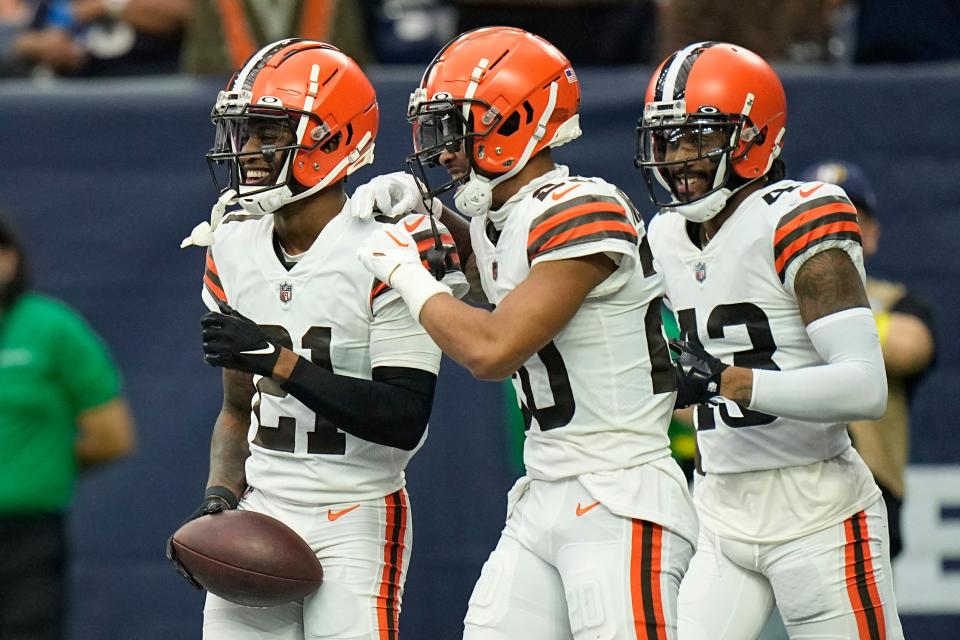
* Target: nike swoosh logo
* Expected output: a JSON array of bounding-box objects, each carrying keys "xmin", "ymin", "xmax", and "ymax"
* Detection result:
[
  {"xmin": 240, "ymin": 343, "xmax": 276, "ymax": 356},
  {"xmin": 575, "ymin": 500, "xmax": 601, "ymax": 517},
  {"xmin": 385, "ymin": 230, "xmax": 409, "ymax": 247},
  {"xmin": 403, "ymin": 215, "xmax": 426, "ymax": 233},
  {"xmin": 551, "ymin": 184, "xmax": 582, "ymax": 200},
  {"xmin": 798, "ymin": 183, "xmax": 824, "ymax": 198},
  {"xmin": 327, "ymin": 504, "xmax": 360, "ymax": 521}
]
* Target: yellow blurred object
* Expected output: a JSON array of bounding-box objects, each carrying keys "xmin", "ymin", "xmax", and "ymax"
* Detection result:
[{"xmin": 874, "ymin": 309, "xmax": 890, "ymax": 346}]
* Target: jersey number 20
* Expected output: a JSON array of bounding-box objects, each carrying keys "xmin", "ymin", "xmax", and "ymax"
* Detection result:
[{"xmin": 515, "ymin": 237, "xmax": 675, "ymax": 431}]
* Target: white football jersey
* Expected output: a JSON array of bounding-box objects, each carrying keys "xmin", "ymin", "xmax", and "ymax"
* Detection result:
[
  {"xmin": 649, "ymin": 179, "xmax": 879, "ymax": 541},
  {"xmin": 199, "ymin": 199, "xmax": 467, "ymax": 506},
  {"xmin": 470, "ymin": 165, "xmax": 677, "ymax": 481}
]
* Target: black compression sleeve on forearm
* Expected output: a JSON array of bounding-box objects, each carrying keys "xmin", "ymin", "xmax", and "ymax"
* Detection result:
[{"xmin": 278, "ymin": 357, "xmax": 436, "ymax": 451}]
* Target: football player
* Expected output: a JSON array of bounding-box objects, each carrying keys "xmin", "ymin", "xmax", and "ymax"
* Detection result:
[
  {"xmin": 636, "ymin": 42, "xmax": 904, "ymax": 638},
  {"xmin": 167, "ymin": 39, "xmax": 467, "ymax": 639},
  {"xmin": 358, "ymin": 27, "xmax": 698, "ymax": 639}
]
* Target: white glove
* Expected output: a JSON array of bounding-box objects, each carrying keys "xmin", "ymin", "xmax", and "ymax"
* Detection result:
[
  {"xmin": 350, "ymin": 171, "xmax": 443, "ymax": 221},
  {"xmin": 357, "ymin": 225, "xmax": 451, "ymax": 321}
]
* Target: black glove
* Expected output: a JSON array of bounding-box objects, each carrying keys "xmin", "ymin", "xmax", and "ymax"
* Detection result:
[
  {"xmin": 669, "ymin": 339, "xmax": 729, "ymax": 409},
  {"xmin": 165, "ymin": 486, "xmax": 240, "ymax": 590},
  {"xmin": 201, "ymin": 302, "xmax": 280, "ymax": 377}
]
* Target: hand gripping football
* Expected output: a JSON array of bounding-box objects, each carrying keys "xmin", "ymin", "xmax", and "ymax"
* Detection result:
[{"xmin": 171, "ymin": 510, "xmax": 323, "ymax": 607}]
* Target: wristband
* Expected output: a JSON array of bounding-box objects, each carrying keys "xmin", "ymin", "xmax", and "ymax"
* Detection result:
[
  {"xmin": 389, "ymin": 262, "xmax": 452, "ymax": 321},
  {"xmin": 204, "ymin": 485, "xmax": 239, "ymax": 509}
]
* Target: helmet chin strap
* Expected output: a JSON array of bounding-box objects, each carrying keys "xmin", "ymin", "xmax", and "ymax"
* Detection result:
[
  {"xmin": 454, "ymin": 82, "xmax": 559, "ymax": 218},
  {"xmin": 667, "ymin": 171, "xmax": 768, "ymax": 224},
  {"xmin": 180, "ymin": 188, "xmax": 237, "ymax": 248},
  {"xmin": 665, "ymin": 187, "xmax": 732, "ymax": 224}
]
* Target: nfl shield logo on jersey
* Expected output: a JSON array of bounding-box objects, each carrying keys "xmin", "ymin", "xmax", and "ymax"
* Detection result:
[
  {"xmin": 694, "ymin": 262, "xmax": 707, "ymax": 283},
  {"xmin": 491, "ymin": 260, "xmax": 499, "ymax": 281},
  {"xmin": 279, "ymin": 282, "xmax": 293, "ymax": 304}
]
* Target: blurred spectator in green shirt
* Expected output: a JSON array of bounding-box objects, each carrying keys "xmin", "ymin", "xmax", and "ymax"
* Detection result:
[{"xmin": 0, "ymin": 213, "xmax": 135, "ymax": 640}]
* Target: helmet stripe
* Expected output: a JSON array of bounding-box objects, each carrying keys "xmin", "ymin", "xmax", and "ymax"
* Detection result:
[
  {"xmin": 232, "ymin": 38, "xmax": 301, "ymax": 93},
  {"xmin": 653, "ymin": 51, "xmax": 679, "ymax": 102},
  {"xmin": 658, "ymin": 41, "xmax": 719, "ymax": 101}
]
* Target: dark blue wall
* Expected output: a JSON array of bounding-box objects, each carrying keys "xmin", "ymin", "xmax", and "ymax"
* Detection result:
[{"xmin": 0, "ymin": 64, "xmax": 956, "ymax": 639}]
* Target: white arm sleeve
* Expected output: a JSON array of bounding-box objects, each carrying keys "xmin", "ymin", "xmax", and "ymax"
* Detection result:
[{"xmin": 748, "ymin": 307, "xmax": 887, "ymax": 422}]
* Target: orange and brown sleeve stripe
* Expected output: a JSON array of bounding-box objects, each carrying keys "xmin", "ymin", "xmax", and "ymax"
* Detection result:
[
  {"xmin": 527, "ymin": 195, "xmax": 638, "ymax": 263},
  {"xmin": 377, "ymin": 489, "xmax": 408, "ymax": 640},
  {"xmin": 844, "ymin": 511, "xmax": 886, "ymax": 640},
  {"xmin": 774, "ymin": 196, "xmax": 860, "ymax": 282},
  {"xmin": 203, "ymin": 249, "xmax": 227, "ymax": 304},
  {"xmin": 630, "ymin": 519, "xmax": 667, "ymax": 640},
  {"xmin": 412, "ymin": 229, "xmax": 463, "ymax": 272}
]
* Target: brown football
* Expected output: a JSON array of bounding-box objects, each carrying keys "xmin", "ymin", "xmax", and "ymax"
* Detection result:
[{"xmin": 171, "ymin": 510, "xmax": 323, "ymax": 607}]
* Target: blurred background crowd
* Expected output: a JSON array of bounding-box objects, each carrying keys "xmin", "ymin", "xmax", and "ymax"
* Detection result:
[
  {"xmin": 0, "ymin": 1, "xmax": 957, "ymax": 639},
  {"xmin": 0, "ymin": 0, "xmax": 957, "ymax": 80}
]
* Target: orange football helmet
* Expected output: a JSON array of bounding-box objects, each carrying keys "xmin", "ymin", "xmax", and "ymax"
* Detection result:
[
  {"xmin": 406, "ymin": 27, "xmax": 582, "ymax": 216},
  {"xmin": 635, "ymin": 42, "xmax": 786, "ymax": 221},
  {"xmin": 206, "ymin": 39, "xmax": 378, "ymax": 214}
]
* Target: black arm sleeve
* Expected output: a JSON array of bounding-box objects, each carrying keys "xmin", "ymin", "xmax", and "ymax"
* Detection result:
[{"xmin": 278, "ymin": 357, "xmax": 436, "ymax": 451}]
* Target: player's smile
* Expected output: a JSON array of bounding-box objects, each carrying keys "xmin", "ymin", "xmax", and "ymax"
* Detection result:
[
  {"xmin": 241, "ymin": 163, "xmax": 278, "ymax": 186},
  {"xmin": 243, "ymin": 166, "xmax": 277, "ymax": 185},
  {"xmin": 659, "ymin": 127, "xmax": 727, "ymax": 201},
  {"xmin": 672, "ymin": 169, "xmax": 711, "ymax": 200}
]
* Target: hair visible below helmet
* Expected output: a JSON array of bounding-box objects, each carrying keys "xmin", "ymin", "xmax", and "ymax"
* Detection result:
[
  {"xmin": 801, "ymin": 161, "xmax": 877, "ymax": 215},
  {"xmin": 635, "ymin": 42, "xmax": 787, "ymax": 222},
  {"xmin": 406, "ymin": 26, "xmax": 582, "ymax": 216},
  {"xmin": 206, "ymin": 39, "xmax": 379, "ymax": 215}
]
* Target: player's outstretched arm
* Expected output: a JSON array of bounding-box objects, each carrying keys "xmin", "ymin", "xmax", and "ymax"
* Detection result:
[
  {"xmin": 420, "ymin": 254, "xmax": 615, "ymax": 380},
  {"xmin": 358, "ymin": 222, "xmax": 617, "ymax": 380},
  {"xmin": 721, "ymin": 249, "xmax": 887, "ymax": 422}
]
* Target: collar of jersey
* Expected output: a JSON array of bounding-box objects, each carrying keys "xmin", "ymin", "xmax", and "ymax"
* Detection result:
[
  {"xmin": 687, "ymin": 180, "xmax": 784, "ymax": 253},
  {"xmin": 488, "ymin": 164, "xmax": 571, "ymax": 227},
  {"xmin": 257, "ymin": 198, "xmax": 351, "ymax": 276}
]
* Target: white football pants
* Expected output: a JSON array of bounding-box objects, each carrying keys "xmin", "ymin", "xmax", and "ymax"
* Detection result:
[
  {"xmin": 202, "ymin": 486, "xmax": 412, "ymax": 640},
  {"xmin": 464, "ymin": 475, "xmax": 696, "ymax": 639},
  {"xmin": 678, "ymin": 496, "xmax": 903, "ymax": 640}
]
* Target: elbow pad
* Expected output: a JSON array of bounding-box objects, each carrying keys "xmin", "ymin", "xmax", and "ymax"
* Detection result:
[{"xmin": 750, "ymin": 307, "xmax": 887, "ymax": 422}]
